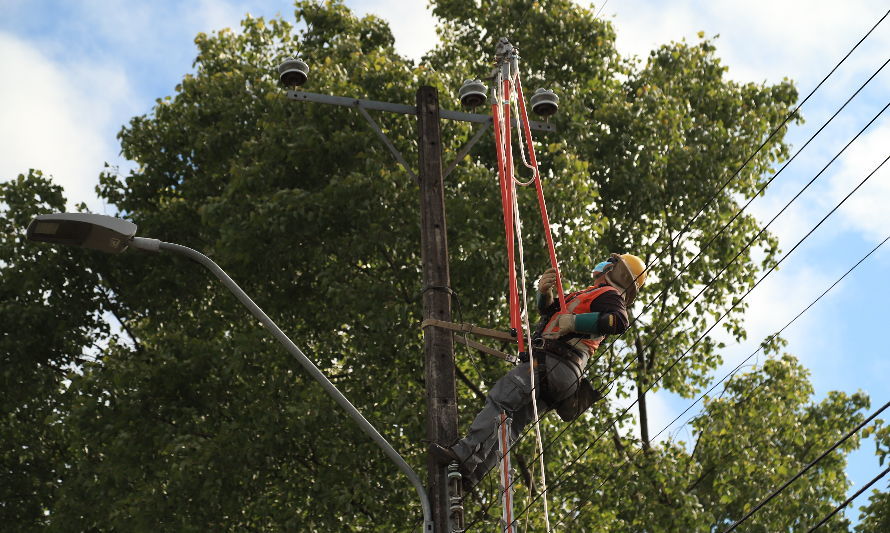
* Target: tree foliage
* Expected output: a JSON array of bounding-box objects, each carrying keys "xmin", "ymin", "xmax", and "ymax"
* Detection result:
[{"xmin": 1, "ymin": 0, "xmax": 885, "ymax": 530}]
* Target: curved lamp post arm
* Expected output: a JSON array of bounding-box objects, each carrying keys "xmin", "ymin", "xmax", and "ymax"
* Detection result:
[{"xmin": 131, "ymin": 237, "xmax": 433, "ymax": 532}]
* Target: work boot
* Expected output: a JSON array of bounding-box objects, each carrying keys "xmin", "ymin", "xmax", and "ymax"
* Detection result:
[{"xmin": 430, "ymin": 443, "xmax": 460, "ymax": 465}]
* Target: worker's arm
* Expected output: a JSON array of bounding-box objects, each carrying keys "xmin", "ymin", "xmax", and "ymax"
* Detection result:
[
  {"xmin": 571, "ymin": 311, "xmax": 626, "ymax": 335},
  {"xmin": 543, "ymin": 290, "xmax": 629, "ymax": 339},
  {"xmin": 582, "ymin": 289, "xmax": 629, "ymax": 335}
]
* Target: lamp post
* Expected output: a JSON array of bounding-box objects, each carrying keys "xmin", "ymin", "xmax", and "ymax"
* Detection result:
[{"xmin": 26, "ymin": 212, "xmax": 434, "ymax": 532}]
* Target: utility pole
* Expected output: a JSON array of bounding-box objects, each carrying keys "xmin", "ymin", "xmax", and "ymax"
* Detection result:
[{"xmin": 416, "ymin": 86, "xmax": 458, "ymax": 533}]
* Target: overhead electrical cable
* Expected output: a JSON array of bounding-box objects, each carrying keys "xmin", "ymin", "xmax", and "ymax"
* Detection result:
[
  {"xmin": 722, "ymin": 400, "xmax": 890, "ymax": 532},
  {"xmin": 806, "ymin": 465, "xmax": 890, "ymax": 532},
  {"xmin": 553, "ymin": 232, "xmax": 890, "ymax": 529},
  {"xmin": 468, "ymin": 44, "xmax": 890, "ymax": 492},
  {"xmin": 490, "ymin": 97, "xmax": 890, "ymax": 509},
  {"xmin": 510, "ymin": 143, "xmax": 890, "ymax": 522}
]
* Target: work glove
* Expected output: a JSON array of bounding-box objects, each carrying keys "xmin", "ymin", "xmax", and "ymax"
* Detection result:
[
  {"xmin": 542, "ymin": 314, "xmax": 575, "ymax": 340},
  {"xmin": 537, "ymin": 267, "xmax": 558, "ymax": 293}
]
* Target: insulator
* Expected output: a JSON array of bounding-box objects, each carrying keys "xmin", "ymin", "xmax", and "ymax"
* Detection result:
[
  {"xmin": 458, "ymin": 79, "xmax": 488, "ymax": 109},
  {"xmin": 530, "ymin": 88, "xmax": 559, "ymax": 117},
  {"xmin": 278, "ymin": 56, "xmax": 309, "ymax": 88}
]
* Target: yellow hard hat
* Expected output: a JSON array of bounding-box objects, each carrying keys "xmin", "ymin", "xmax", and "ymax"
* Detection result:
[{"xmin": 619, "ymin": 253, "xmax": 647, "ymax": 288}]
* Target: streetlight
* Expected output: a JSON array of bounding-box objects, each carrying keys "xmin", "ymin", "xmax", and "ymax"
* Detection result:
[{"xmin": 26, "ymin": 212, "xmax": 433, "ymax": 533}]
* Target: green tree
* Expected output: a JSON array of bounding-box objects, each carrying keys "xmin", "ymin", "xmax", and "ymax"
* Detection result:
[
  {"xmin": 548, "ymin": 355, "xmax": 868, "ymax": 532},
  {"xmin": 0, "ymin": 171, "xmax": 109, "ymax": 528},
  {"xmin": 1, "ymin": 0, "xmax": 881, "ymax": 531},
  {"xmin": 855, "ymin": 422, "xmax": 890, "ymax": 532}
]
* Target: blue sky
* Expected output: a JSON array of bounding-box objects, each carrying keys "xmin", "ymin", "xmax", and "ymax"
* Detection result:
[{"xmin": 2, "ymin": 0, "xmax": 888, "ymax": 524}]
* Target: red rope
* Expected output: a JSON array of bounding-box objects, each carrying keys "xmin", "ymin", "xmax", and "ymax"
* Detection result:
[
  {"xmin": 502, "ymin": 78, "xmax": 526, "ymax": 351},
  {"xmin": 493, "ymin": 70, "xmax": 564, "ymax": 348},
  {"xmin": 514, "ymin": 76, "xmax": 567, "ymax": 312}
]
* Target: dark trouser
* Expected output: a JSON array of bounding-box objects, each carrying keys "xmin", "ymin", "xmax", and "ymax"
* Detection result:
[{"xmin": 451, "ymin": 350, "xmax": 583, "ymax": 486}]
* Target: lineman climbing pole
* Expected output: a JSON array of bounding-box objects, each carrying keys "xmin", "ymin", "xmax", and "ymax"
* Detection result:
[
  {"xmin": 418, "ymin": 77, "xmax": 558, "ymax": 530},
  {"xmin": 491, "ymin": 37, "xmax": 563, "ymax": 531}
]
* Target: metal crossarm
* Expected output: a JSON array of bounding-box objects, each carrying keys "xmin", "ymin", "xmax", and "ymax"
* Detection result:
[{"xmin": 286, "ymin": 90, "xmax": 557, "ymax": 131}]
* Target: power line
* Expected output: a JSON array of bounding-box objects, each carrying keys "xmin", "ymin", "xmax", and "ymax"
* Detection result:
[
  {"xmin": 553, "ymin": 231, "xmax": 890, "ymax": 529},
  {"xmin": 513, "ymin": 143, "xmax": 890, "ymax": 522},
  {"xmin": 512, "ymin": 51, "xmax": 890, "ymax": 466},
  {"xmin": 723, "ymin": 400, "xmax": 890, "ymax": 532},
  {"xmin": 475, "ymin": 44, "xmax": 890, "ymax": 488},
  {"xmin": 807, "ymin": 465, "xmax": 890, "ymax": 532},
  {"xmin": 457, "ymin": 9, "xmax": 890, "ymax": 525}
]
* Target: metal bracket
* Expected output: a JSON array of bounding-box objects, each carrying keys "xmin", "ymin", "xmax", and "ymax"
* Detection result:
[
  {"xmin": 443, "ymin": 123, "xmax": 489, "ymax": 179},
  {"xmin": 285, "ymin": 91, "xmax": 556, "ymax": 132},
  {"xmin": 285, "ymin": 90, "xmax": 556, "ymax": 184},
  {"xmin": 357, "ymin": 106, "xmax": 417, "ymax": 182}
]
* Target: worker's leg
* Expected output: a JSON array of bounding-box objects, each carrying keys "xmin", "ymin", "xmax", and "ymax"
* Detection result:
[
  {"xmin": 543, "ymin": 355, "xmax": 581, "ymax": 404},
  {"xmin": 452, "ymin": 361, "xmax": 540, "ymax": 478},
  {"xmin": 465, "ymin": 390, "xmax": 541, "ymax": 487},
  {"xmin": 464, "ymin": 354, "xmax": 581, "ymax": 485}
]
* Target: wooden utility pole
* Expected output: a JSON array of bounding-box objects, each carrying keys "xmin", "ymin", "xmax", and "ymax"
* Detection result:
[{"xmin": 417, "ymin": 85, "xmax": 459, "ymax": 533}]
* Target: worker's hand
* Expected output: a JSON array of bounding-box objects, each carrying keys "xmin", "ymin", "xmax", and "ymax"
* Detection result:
[
  {"xmin": 542, "ymin": 314, "xmax": 576, "ymax": 340},
  {"xmin": 537, "ymin": 267, "xmax": 558, "ymax": 293}
]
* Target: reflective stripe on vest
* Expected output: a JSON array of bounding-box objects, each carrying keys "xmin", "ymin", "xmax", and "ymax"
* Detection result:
[{"xmin": 542, "ymin": 285, "xmax": 618, "ymax": 353}]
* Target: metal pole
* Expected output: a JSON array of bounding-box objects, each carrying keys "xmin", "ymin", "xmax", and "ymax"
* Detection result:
[
  {"xmin": 416, "ymin": 86, "xmax": 459, "ymax": 532},
  {"xmin": 130, "ymin": 237, "xmax": 434, "ymax": 532}
]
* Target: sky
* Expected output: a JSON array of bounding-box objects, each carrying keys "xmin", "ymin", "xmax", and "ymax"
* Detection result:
[{"xmin": 2, "ymin": 0, "xmax": 889, "ymax": 524}]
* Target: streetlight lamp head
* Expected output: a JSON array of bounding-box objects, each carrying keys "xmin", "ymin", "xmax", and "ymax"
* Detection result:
[
  {"xmin": 27, "ymin": 213, "xmax": 137, "ymax": 254},
  {"xmin": 278, "ymin": 56, "xmax": 309, "ymax": 88},
  {"xmin": 458, "ymin": 79, "xmax": 488, "ymax": 109},
  {"xmin": 530, "ymin": 88, "xmax": 559, "ymax": 117}
]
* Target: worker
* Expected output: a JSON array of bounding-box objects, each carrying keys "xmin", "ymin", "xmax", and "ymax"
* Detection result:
[{"xmin": 431, "ymin": 253, "xmax": 647, "ymax": 488}]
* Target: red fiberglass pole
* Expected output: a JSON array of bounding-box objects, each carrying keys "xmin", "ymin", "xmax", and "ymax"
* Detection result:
[
  {"xmin": 492, "ymin": 93, "xmax": 523, "ymax": 351},
  {"xmin": 501, "ymin": 77, "xmax": 525, "ymax": 352},
  {"xmin": 514, "ymin": 76, "xmax": 567, "ymax": 312}
]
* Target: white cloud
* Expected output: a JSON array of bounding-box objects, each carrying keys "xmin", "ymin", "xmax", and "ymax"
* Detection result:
[
  {"xmin": 607, "ymin": 0, "xmax": 890, "ymax": 87},
  {"xmin": 0, "ymin": 32, "xmax": 137, "ymax": 211},
  {"xmin": 826, "ymin": 120, "xmax": 890, "ymax": 243},
  {"xmin": 347, "ymin": 0, "xmax": 440, "ymax": 61},
  {"xmin": 195, "ymin": 0, "xmax": 249, "ymax": 34}
]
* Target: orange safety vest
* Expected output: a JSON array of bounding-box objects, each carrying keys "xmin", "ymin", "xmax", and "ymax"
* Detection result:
[{"xmin": 540, "ymin": 285, "xmax": 619, "ymax": 353}]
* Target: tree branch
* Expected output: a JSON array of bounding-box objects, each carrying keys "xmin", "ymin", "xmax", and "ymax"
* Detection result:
[
  {"xmin": 455, "ymin": 364, "xmax": 486, "ymax": 402},
  {"xmin": 634, "ymin": 331, "xmax": 651, "ymax": 452}
]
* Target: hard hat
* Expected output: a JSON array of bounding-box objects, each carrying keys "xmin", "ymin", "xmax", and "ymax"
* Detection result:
[{"xmin": 619, "ymin": 253, "xmax": 647, "ymax": 288}]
